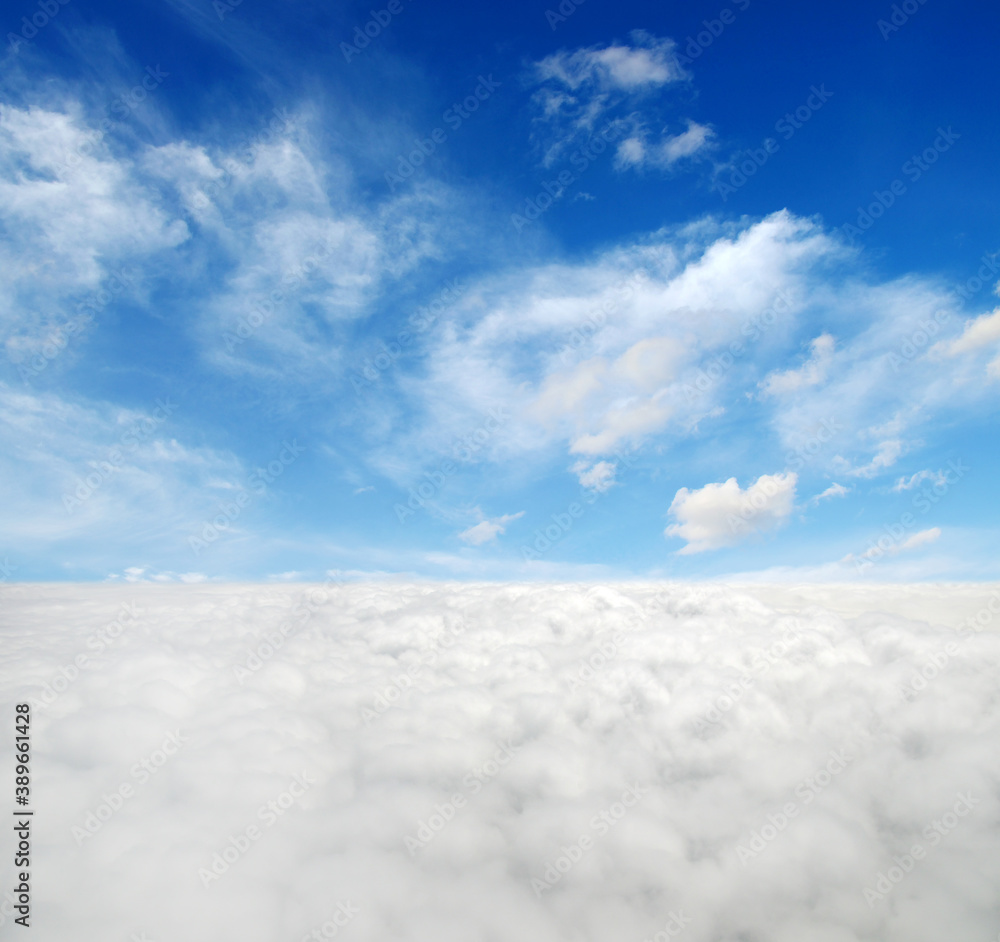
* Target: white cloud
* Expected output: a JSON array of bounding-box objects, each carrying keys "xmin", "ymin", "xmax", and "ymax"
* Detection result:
[
  {"xmin": 665, "ymin": 472, "xmax": 798, "ymax": 554},
  {"xmin": 572, "ymin": 459, "xmax": 617, "ymax": 493},
  {"xmin": 458, "ymin": 511, "xmax": 525, "ymax": 546},
  {"xmin": 896, "ymin": 526, "xmax": 941, "ymax": 553},
  {"xmin": 106, "ymin": 567, "xmax": 209, "ymax": 583},
  {"xmin": 759, "ymin": 333, "xmax": 835, "ymax": 397},
  {"xmin": 934, "ymin": 307, "xmax": 1000, "ymax": 379},
  {"xmin": 615, "ymin": 121, "xmax": 715, "ymax": 171},
  {"xmin": 362, "ymin": 210, "xmax": 992, "ymax": 498},
  {"xmin": 892, "ymin": 469, "xmax": 947, "ymax": 492},
  {"xmin": 937, "ymin": 307, "xmax": 1000, "ymax": 355},
  {"xmin": 0, "ymin": 382, "xmax": 246, "ymax": 564},
  {"xmin": 9, "ymin": 582, "xmax": 1000, "ymax": 941},
  {"xmin": 836, "ymin": 439, "xmax": 906, "ymax": 479},
  {"xmin": 570, "ymin": 395, "xmax": 673, "ymax": 455},
  {"xmin": 0, "ymin": 98, "xmax": 446, "ymax": 386},
  {"xmin": 535, "ymin": 32, "xmax": 684, "ymax": 93},
  {"xmin": 811, "ymin": 482, "xmax": 849, "ymax": 503},
  {"xmin": 530, "ymin": 32, "xmax": 689, "ymax": 167}
]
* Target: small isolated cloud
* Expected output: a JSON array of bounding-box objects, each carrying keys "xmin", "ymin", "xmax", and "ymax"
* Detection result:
[
  {"xmin": 759, "ymin": 333, "xmax": 835, "ymax": 397},
  {"xmin": 811, "ymin": 482, "xmax": 849, "ymax": 504},
  {"xmin": 841, "ymin": 526, "xmax": 942, "ymax": 569},
  {"xmin": 535, "ymin": 31, "xmax": 684, "ymax": 93},
  {"xmin": 572, "ymin": 459, "xmax": 617, "ymax": 493},
  {"xmin": 891, "ymin": 469, "xmax": 947, "ymax": 492},
  {"xmin": 665, "ymin": 472, "xmax": 798, "ymax": 554},
  {"xmin": 615, "ymin": 121, "xmax": 714, "ymax": 171},
  {"xmin": 458, "ymin": 511, "xmax": 525, "ymax": 546},
  {"xmin": 530, "ymin": 31, "xmax": 689, "ymax": 167},
  {"xmin": 897, "ymin": 526, "xmax": 941, "ymax": 553},
  {"xmin": 934, "ymin": 307, "xmax": 1000, "ymax": 378},
  {"xmin": 354, "ymin": 485, "xmax": 375, "ymax": 494},
  {"xmin": 833, "ymin": 439, "xmax": 906, "ymax": 479}
]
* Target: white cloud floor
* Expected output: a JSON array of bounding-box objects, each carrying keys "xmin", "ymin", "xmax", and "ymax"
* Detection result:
[{"xmin": 2, "ymin": 581, "xmax": 999, "ymax": 941}]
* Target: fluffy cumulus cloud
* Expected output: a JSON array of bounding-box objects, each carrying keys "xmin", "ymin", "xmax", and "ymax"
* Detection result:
[
  {"xmin": 572, "ymin": 459, "xmax": 618, "ymax": 493},
  {"xmin": 3, "ymin": 582, "xmax": 1000, "ymax": 941},
  {"xmin": 666, "ymin": 472, "xmax": 798, "ymax": 554},
  {"xmin": 378, "ymin": 209, "xmax": 995, "ymax": 495}
]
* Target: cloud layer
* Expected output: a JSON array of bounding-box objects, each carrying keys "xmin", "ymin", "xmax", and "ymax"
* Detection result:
[{"xmin": 3, "ymin": 581, "xmax": 999, "ymax": 941}]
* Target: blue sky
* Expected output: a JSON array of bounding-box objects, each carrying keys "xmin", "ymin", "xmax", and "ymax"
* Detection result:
[{"xmin": 1, "ymin": 0, "xmax": 998, "ymax": 582}]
